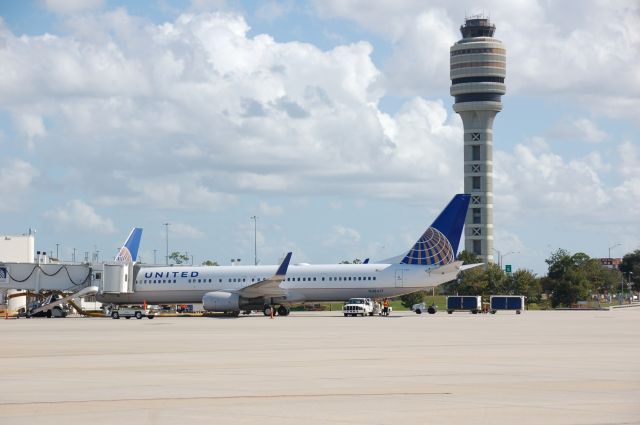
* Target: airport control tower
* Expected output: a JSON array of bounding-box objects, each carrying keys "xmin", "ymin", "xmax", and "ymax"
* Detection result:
[{"xmin": 450, "ymin": 16, "xmax": 506, "ymax": 265}]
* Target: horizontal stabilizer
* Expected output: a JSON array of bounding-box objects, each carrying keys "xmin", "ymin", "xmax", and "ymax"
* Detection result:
[{"xmin": 460, "ymin": 263, "xmax": 483, "ymax": 271}]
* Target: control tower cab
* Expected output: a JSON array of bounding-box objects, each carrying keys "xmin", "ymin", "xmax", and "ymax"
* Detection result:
[{"xmin": 450, "ymin": 16, "xmax": 506, "ymax": 265}]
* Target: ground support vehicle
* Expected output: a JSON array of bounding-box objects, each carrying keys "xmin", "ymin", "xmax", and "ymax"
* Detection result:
[
  {"xmin": 343, "ymin": 298, "xmax": 375, "ymax": 316},
  {"xmin": 411, "ymin": 302, "xmax": 437, "ymax": 314},
  {"xmin": 446, "ymin": 296, "xmax": 482, "ymax": 314},
  {"xmin": 110, "ymin": 306, "xmax": 155, "ymax": 320},
  {"xmin": 490, "ymin": 295, "xmax": 525, "ymax": 314}
]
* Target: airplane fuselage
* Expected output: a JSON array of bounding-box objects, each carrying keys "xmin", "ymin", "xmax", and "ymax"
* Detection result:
[{"xmin": 97, "ymin": 262, "xmax": 459, "ymax": 305}]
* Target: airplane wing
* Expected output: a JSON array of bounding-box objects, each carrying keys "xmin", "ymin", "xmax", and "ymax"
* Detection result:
[
  {"xmin": 238, "ymin": 252, "xmax": 292, "ymax": 298},
  {"xmin": 460, "ymin": 262, "xmax": 483, "ymax": 271}
]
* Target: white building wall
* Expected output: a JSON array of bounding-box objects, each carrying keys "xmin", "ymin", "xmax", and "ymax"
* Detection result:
[{"xmin": 1, "ymin": 234, "xmax": 35, "ymax": 312}]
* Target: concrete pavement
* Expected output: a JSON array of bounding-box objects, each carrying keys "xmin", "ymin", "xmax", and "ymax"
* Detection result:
[{"xmin": 1, "ymin": 309, "xmax": 638, "ymax": 424}]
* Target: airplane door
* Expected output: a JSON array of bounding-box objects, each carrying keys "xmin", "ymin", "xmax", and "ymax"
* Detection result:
[{"xmin": 395, "ymin": 269, "xmax": 404, "ymax": 288}]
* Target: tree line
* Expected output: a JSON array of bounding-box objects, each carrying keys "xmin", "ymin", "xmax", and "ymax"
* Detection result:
[{"xmin": 401, "ymin": 249, "xmax": 640, "ymax": 308}]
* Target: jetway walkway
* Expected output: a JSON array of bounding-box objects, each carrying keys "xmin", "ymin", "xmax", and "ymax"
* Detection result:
[
  {"xmin": 0, "ymin": 263, "xmax": 92, "ymax": 292},
  {"xmin": 1, "ymin": 260, "xmax": 135, "ymax": 317}
]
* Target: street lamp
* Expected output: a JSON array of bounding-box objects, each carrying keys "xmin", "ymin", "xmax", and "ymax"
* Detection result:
[
  {"xmin": 163, "ymin": 223, "xmax": 171, "ymax": 265},
  {"xmin": 608, "ymin": 243, "xmax": 621, "ymax": 265},
  {"xmin": 608, "ymin": 243, "xmax": 622, "ymax": 304},
  {"xmin": 502, "ymin": 251, "xmax": 519, "ymax": 269},
  {"xmin": 492, "ymin": 248, "xmax": 501, "ymax": 268},
  {"xmin": 250, "ymin": 216, "xmax": 258, "ymax": 266}
]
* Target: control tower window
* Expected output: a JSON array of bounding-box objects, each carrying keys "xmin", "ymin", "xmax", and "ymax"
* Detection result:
[
  {"xmin": 472, "ymin": 145, "xmax": 481, "ymax": 161},
  {"xmin": 472, "ymin": 176, "xmax": 481, "ymax": 190},
  {"xmin": 473, "ymin": 240, "xmax": 482, "ymax": 255},
  {"xmin": 472, "ymin": 208, "xmax": 481, "ymax": 224}
]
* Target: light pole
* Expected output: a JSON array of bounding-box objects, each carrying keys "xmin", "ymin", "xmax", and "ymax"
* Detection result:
[
  {"xmin": 250, "ymin": 216, "xmax": 258, "ymax": 266},
  {"xmin": 72, "ymin": 248, "xmax": 76, "ymax": 262},
  {"xmin": 492, "ymin": 248, "xmax": 501, "ymax": 268},
  {"xmin": 163, "ymin": 223, "xmax": 170, "ymax": 265},
  {"xmin": 608, "ymin": 243, "xmax": 621, "ymax": 303},
  {"xmin": 56, "ymin": 243, "xmax": 59, "ymax": 260},
  {"xmin": 502, "ymin": 251, "xmax": 519, "ymax": 269}
]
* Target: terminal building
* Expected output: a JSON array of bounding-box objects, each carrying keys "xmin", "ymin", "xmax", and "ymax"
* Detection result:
[{"xmin": 450, "ymin": 16, "xmax": 506, "ymax": 265}]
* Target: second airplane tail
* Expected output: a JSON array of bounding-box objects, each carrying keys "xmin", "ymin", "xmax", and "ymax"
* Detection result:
[
  {"xmin": 114, "ymin": 227, "xmax": 143, "ymax": 264},
  {"xmin": 400, "ymin": 194, "xmax": 470, "ymax": 266}
]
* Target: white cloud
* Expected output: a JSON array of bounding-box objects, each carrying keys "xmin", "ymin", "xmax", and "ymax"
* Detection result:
[
  {"xmin": 42, "ymin": 0, "xmax": 105, "ymax": 15},
  {"xmin": 169, "ymin": 222, "xmax": 205, "ymax": 239},
  {"xmin": 323, "ymin": 225, "xmax": 361, "ymax": 247},
  {"xmin": 0, "ymin": 159, "xmax": 39, "ymax": 212},
  {"xmin": 258, "ymin": 201, "xmax": 283, "ymax": 216},
  {"xmin": 255, "ymin": 1, "xmax": 293, "ymax": 22},
  {"xmin": 12, "ymin": 113, "xmax": 47, "ymax": 149},
  {"xmin": 549, "ymin": 117, "xmax": 609, "ymax": 144},
  {"xmin": 494, "ymin": 138, "xmax": 639, "ymax": 226},
  {"xmin": 314, "ymin": 1, "xmax": 640, "ymax": 117},
  {"xmin": 44, "ymin": 200, "xmax": 117, "ymax": 234},
  {"xmin": 0, "ymin": 10, "xmax": 466, "ymax": 210}
]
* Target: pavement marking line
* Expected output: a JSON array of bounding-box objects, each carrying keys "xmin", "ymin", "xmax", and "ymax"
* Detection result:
[{"xmin": 0, "ymin": 391, "xmax": 452, "ymax": 407}]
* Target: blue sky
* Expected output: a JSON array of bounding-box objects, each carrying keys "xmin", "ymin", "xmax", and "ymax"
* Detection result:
[{"xmin": 0, "ymin": 0, "xmax": 638, "ymax": 273}]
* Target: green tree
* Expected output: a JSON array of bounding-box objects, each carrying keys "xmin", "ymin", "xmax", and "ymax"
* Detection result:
[
  {"xmin": 620, "ymin": 250, "xmax": 640, "ymax": 291},
  {"xmin": 340, "ymin": 259, "xmax": 363, "ymax": 264},
  {"xmin": 169, "ymin": 251, "xmax": 189, "ymax": 265},
  {"xmin": 544, "ymin": 249, "xmax": 597, "ymax": 307},
  {"xmin": 457, "ymin": 250, "xmax": 481, "ymax": 264},
  {"xmin": 201, "ymin": 260, "xmax": 219, "ymax": 266},
  {"xmin": 400, "ymin": 290, "xmax": 427, "ymax": 308},
  {"xmin": 510, "ymin": 269, "xmax": 541, "ymax": 303}
]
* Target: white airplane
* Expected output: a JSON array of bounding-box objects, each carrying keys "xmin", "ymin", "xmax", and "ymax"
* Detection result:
[{"xmin": 98, "ymin": 194, "xmax": 476, "ymax": 316}]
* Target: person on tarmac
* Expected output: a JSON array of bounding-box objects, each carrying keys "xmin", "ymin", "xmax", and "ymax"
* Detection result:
[{"xmin": 383, "ymin": 298, "xmax": 390, "ymax": 316}]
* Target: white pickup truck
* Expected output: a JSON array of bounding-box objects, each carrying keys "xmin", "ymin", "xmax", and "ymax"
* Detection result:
[{"xmin": 343, "ymin": 298, "xmax": 376, "ymax": 316}]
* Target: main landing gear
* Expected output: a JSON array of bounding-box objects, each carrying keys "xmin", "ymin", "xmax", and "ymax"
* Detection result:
[{"xmin": 262, "ymin": 305, "xmax": 290, "ymax": 316}]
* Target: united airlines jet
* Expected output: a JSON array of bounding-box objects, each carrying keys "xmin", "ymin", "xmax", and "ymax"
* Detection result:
[{"xmin": 98, "ymin": 194, "xmax": 475, "ymax": 316}]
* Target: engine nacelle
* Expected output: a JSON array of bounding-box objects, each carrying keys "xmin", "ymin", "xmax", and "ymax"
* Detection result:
[{"xmin": 202, "ymin": 291, "xmax": 240, "ymax": 312}]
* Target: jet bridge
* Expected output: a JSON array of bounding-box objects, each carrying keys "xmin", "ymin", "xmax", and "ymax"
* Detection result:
[{"xmin": 0, "ymin": 261, "xmax": 135, "ymax": 316}]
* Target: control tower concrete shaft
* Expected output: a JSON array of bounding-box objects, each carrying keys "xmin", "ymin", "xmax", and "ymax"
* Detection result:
[{"xmin": 450, "ymin": 16, "xmax": 506, "ymax": 265}]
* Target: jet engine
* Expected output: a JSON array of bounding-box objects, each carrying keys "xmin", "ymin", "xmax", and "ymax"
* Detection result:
[{"xmin": 202, "ymin": 291, "xmax": 240, "ymax": 312}]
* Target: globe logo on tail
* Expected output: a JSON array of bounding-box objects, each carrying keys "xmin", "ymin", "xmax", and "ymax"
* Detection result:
[
  {"xmin": 401, "ymin": 227, "xmax": 454, "ymax": 266},
  {"xmin": 115, "ymin": 247, "xmax": 133, "ymax": 264}
]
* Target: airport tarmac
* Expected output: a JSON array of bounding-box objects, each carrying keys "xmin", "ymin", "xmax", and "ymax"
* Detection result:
[{"xmin": 1, "ymin": 309, "xmax": 638, "ymax": 425}]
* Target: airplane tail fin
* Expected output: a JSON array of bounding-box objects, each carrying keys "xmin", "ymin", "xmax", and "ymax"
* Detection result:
[
  {"xmin": 114, "ymin": 227, "xmax": 143, "ymax": 264},
  {"xmin": 400, "ymin": 194, "xmax": 470, "ymax": 266}
]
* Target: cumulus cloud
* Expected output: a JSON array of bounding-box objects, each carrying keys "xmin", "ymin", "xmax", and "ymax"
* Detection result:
[
  {"xmin": 323, "ymin": 225, "xmax": 361, "ymax": 247},
  {"xmin": 44, "ymin": 200, "xmax": 117, "ymax": 234},
  {"xmin": 42, "ymin": 0, "xmax": 105, "ymax": 15},
  {"xmin": 494, "ymin": 138, "xmax": 639, "ymax": 226},
  {"xmin": 258, "ymin": 201, "xmax": 283, "ymax": 216},
  {"xmin": 0, "ymin": 10, "xmax": 465, "ymax": 210},
  {"xmin": 548, "ymin": 117, "xmax": 609, "ymax": 144},
  {"xmin": 0, "ymin": 159, "xmax": 39, "ymax": 212},
  {"xmin": 169, "ymin": 222, "xmax": 205, "ymax": 239},
  {"xmin": 314, "ymin": 0, "xmax": 640, "ymax": 117}
]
